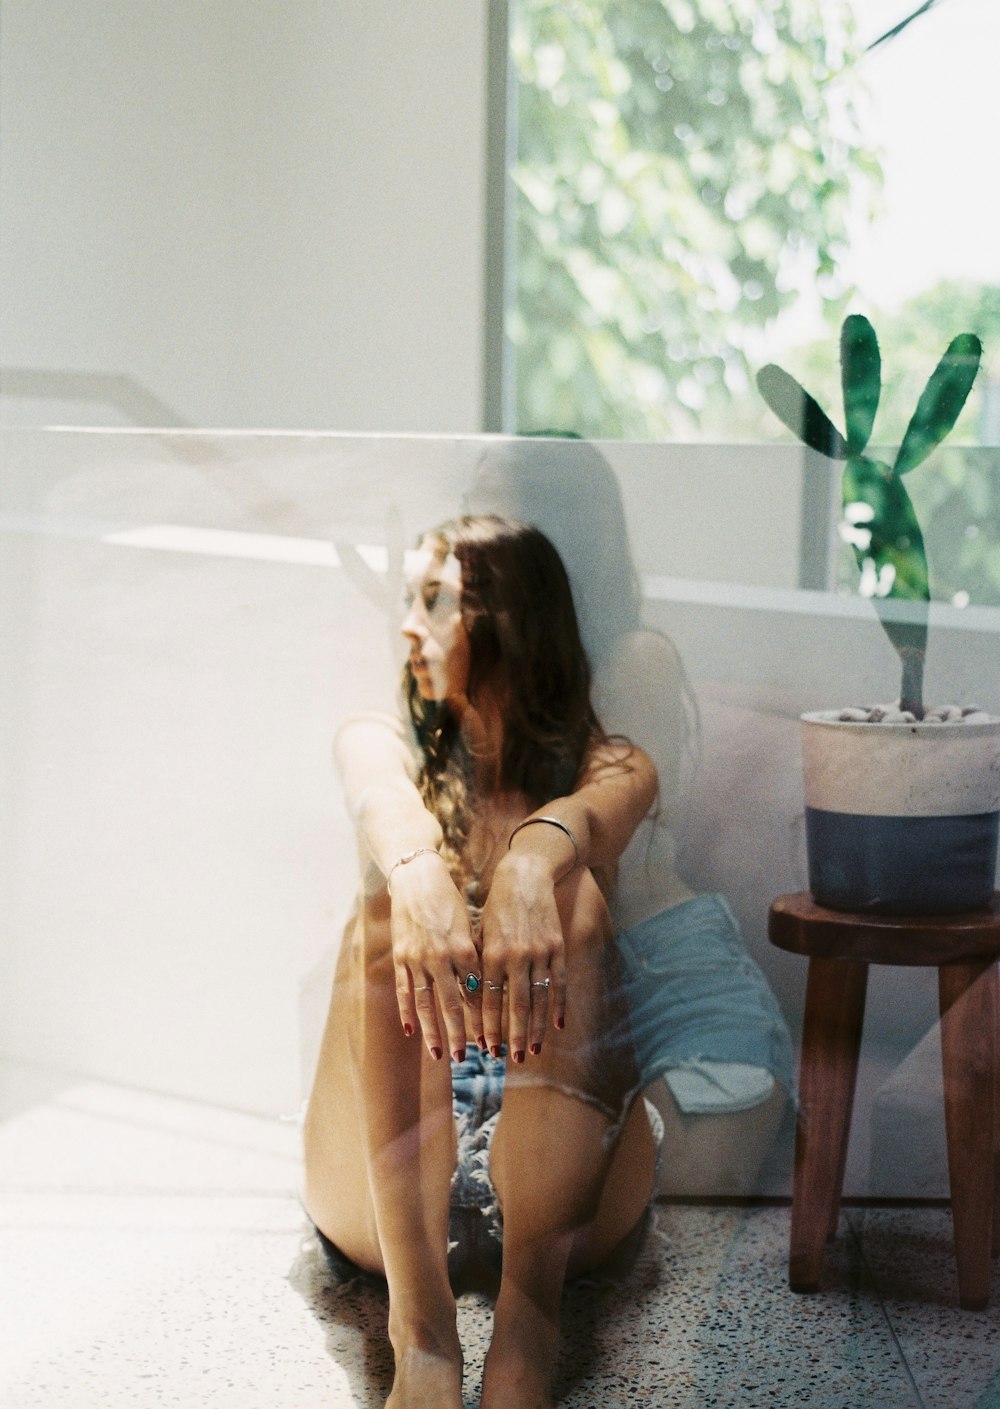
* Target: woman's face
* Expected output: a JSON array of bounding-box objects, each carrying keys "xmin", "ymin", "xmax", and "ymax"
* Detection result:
[{"xmin": 401, "ymin": 542, "xmax": 471, "ymax": 708}]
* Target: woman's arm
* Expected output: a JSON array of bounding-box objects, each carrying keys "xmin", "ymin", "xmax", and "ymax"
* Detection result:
[
  {"xmin": 479, "ymin": 740, "xmax": 657, "ymax": 1057},
  {"xmin": 335, "ymin": 713, "xmax": 483, "ymax": 1063},
  {"xmin": 335, "ymin": 713, "xmax": 443, "ymax": 867}
]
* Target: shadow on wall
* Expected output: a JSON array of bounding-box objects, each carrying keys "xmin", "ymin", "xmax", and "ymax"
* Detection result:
[{"xmin": 1, "ymin": 367, "xmax": 189, "ymax": 428}]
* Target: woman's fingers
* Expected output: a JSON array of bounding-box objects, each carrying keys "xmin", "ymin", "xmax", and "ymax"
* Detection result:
[
  {"xmin": 387, "ymin": 859, "xmax": 482, "ymax": 1060},
  {"xmin": 395, "ymin": 965, "xmax": 418, "ymax": 1039},
  {"xmin": 404, "ymin": 969, "xmax": 475, "ymax": 1063},
  {"xmin": 481, "ymin": 949, "xmax": 564, "ymax": 1059},
  {"xmin": 481, "ymin": 961, "xmax": 561, "ymax": 1058},
  {"xmin": 434, "ymin": 964, "xmax": 473, "ymax": 1063},
  {"xmin": 525, "ymin": 972, "xmax": 551, "ymax": 1055},
  {"xmin": 411, "ymin": 980, "xmax": 444, "ymax": 1060},
  {"xmin": 482, "ymin": 974, "xmax": 505, "ymax": 1058},
  {"xmin": 458, "ymin": 968, "xmax": 487, "ymax": 1053},
  {"xmin": 506, "ymin": 970, "xmax": 531, "ymax": 1064},
  {"xmin": 549, "ymin": 950, "xmax": 568, "ymax": 1032}
]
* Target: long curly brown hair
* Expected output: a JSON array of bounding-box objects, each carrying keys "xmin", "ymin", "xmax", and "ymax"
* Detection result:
[{"xmin": 402, "ymin": 515, "xmax": 602, "ymax": 905}]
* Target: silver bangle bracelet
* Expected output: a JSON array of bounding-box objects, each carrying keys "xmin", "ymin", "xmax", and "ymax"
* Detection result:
[
  {"xmin": 507, "ymin": 815, "xmax": 580, "ymax": 877},
  {"xmin": 386, "ymin": 846, "xmax": 444, "ymax": 894}
]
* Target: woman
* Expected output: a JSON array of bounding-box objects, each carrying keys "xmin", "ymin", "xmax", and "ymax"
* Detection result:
[{"xmin": 304, "ymin": 515, "xmax": 658, "ymax": 1409}]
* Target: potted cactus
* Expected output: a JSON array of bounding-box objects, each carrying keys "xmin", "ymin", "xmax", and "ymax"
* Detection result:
[{"xmin": 757, "ymin": 315, "xmax": 1000, "ymax": 914}]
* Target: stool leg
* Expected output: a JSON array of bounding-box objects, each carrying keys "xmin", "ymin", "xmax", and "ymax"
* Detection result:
[
  {"xmin": 939, "ymin": 960, "xmax": 998, "ymax": 1311},
  {"xmin": 994, "ymin": 1006, "xmax": 1000, "ymax": 1260},
  {"xmin": 790, "ymin": 956, "xmax": 868, "ymax": 1293}
]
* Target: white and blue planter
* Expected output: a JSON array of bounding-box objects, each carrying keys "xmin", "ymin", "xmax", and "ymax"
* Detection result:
[{"xmin": 801, "ymin": 712, "xmax": 1000, "ymax": 915}]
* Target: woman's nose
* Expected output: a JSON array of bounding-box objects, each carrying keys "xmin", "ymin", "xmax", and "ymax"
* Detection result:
[{"xmin": 400, "ymin": 604, "xmax": 424, "ymax": 641}]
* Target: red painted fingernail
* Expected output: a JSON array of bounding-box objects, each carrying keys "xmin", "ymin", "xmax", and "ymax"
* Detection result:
[
  {"xmin": 403, "ymin": 1023, "xmax": 413, "ymax": 1037},
  {"xmin": 477, "ymin": 1035, "xmax": 487, "ymax": 1051},
  {"xmin": 555, "ymin": 1016, "xmax": 565, "ymax": 1030},
  {"xmin": 514, "ymin": 1050, "xmax": 525, "ymax": 1064},
  {"xmin": 490, "ymin": 1045, "xmax": 501, "ymax": 1059},
  {"xmin": 453, "ymin": 1048, "xmax": 465, "ymax": 1063},
  {"xmin": 530, "ymin": 1042, "xmax": 541, "ymax": 1056},
  {"xmin": 430, "ymin": 1046, "xmax": 442, "ymax": 1061}
]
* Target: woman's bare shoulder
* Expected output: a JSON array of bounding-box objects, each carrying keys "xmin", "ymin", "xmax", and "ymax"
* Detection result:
[
  {"xmin": 335, "ymin": 709, "xmax": 409, "ymax": 744},
  {"xmin": 334, "ymin": 710, "xmax": 421, "ymax": 782}
]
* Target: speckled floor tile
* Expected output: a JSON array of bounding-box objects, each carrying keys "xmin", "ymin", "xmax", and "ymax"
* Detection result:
[
  {"xmin": 293, "ymin": 1206, "xmax": 921, "ymax": 1408},
  {"xmin": 1, "ymin": 1201, "xmax": 358, "ymax": 1407},
  {"xmin": 846, "ymin": 1206, "xmax": 1000, "ymax": 1409},
  {"xmin": 558, "ymin": 1204, "xmax": 920, "ymax": 1409},
  {"xmin": 678, "ymin": 1206, "xmax": 922, "ymax": 1409},
  {"xmin": 0, "ymin": 1076, "xmax": 968, "ymax": 1408}
]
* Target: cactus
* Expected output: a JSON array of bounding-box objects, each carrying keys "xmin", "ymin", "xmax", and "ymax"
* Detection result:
[{"xmin": 757, "ymin": 315, "xmax": 982, "ymax": 717}]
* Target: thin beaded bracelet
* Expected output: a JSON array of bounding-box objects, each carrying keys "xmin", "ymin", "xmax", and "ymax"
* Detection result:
[
  {"xmin": 386, "ymin": 846, "xmax": 446, "ymax": 895},
  {"xmin": 507, "ymin": 815, "xmax": 580, "ymax": 879}
]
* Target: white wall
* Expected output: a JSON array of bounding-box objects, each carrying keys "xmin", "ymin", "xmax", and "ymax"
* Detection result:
[{"xmin": 0, "ymin": 1, "xmax": 489, "ymax": 432}]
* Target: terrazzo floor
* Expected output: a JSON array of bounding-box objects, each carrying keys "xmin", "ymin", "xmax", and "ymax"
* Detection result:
[{"xmin": 2, "ymin": 1061, "xmax": 998, "ymax": 1409}]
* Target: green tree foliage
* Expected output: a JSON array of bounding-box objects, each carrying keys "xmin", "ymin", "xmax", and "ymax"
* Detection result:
[{"xmin": 510, "ymin": 0, "xmax": 879, "ymax": 438}]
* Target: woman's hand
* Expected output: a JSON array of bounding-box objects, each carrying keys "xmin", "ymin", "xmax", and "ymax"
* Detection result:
[
  {"xmin": 479, "ymin": 850, "xmax": 568, "ymax": 1063},
  {"xmin": 388, "ymin": 852, "xmax": 484, "ymax": 1064}
]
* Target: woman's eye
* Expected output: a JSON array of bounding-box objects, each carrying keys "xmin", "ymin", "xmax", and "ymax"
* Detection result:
[{"xmin": 432, "ymin": 587, "xmax": 459, "ymax": 613}]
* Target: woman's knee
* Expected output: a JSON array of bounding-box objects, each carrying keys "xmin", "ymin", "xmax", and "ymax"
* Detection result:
[
  {"xmin": 348, "ymin": 897, "xmax": 395, "ymax": 977},
  {"xmin": 555, "ymin": 867, "xmax": 613, "ymax": 957}
]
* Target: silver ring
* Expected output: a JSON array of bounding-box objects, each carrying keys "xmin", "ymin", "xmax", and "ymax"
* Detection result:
[
  {"xmin": 414, "ymin": 984, "xmax": 434, "ymax": 991},
  {"xmin": 485, "ymin": 980, "xmax": 504, "ymax": 992},
  {"xmin": 530, "ymin": 978, "xmax": 551, "ymax": 989},
  {"xmin": 463, "ymin": 972, "xmax": 482, "ymax": 995}
]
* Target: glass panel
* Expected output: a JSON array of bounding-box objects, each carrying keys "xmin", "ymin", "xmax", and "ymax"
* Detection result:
[{"xmin": 4, "ymin": 428, "xmax": 998, "ymax": 1201}]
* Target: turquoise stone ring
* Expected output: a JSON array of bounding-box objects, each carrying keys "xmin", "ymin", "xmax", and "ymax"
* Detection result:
[{"xmin": 463, "ymin": 972, "xmax": 482, "ymax": 995}]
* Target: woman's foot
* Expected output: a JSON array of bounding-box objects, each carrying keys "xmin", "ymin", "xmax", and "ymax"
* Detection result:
[
  {"xmin": 480, "ymin": 1287, "xmax": 558, "ymax": 1409},
  {"xmin": 386, "ymin": 1343, "xmax": 464, "ymax": 1409},
  {"xmin": 386, "ymin": 1309, "xmax": 464, "ymax": 1409}
]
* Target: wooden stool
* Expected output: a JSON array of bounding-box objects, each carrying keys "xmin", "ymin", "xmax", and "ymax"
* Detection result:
[{"xmin": 769, "ymin": 891, "xmax": 1000, "ymax": 1310}]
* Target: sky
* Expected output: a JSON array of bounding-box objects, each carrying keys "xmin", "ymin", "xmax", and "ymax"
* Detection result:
[
  {"xmin": 771, "ymin": 0, "xmax": 999, "ymax": 356},
  {"xmin": 848, "ymin": 0, "xmax": 1000, "ymax": 308}
]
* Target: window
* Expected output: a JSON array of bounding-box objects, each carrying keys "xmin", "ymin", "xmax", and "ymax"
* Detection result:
[{"xmin": 501, "ymin": 0, "xmax": 1000, "ymax": 602}]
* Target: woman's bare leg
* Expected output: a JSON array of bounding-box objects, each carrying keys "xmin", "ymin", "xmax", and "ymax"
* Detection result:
[
  {"xmin": 303, "ymin": 896, "xmax": 463, "ymax": 1409},
  {"xmin": 482, "ymin": 871, "xmax": 656, "ymax": 1409}
]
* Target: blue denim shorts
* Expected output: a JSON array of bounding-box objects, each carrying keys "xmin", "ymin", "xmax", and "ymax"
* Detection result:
[
  {"xmin": 615, "ymin": 894, "xmax": 794, "ymax": 1110},
  {"xmin": 448, "ymin": 1045, "xmax": 507, "ymax": 1270}
]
